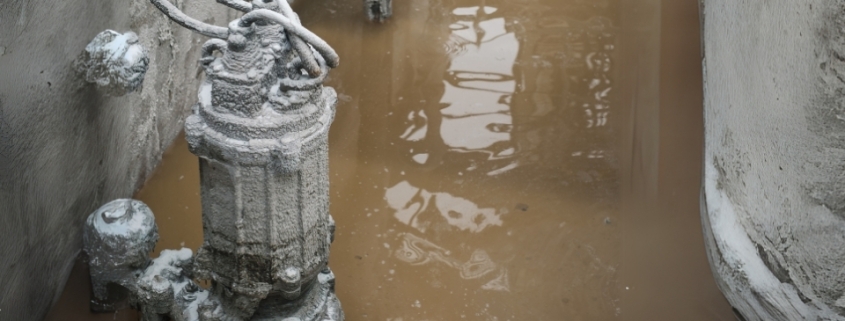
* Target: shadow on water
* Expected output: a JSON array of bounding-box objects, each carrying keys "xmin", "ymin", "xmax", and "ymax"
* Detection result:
[{"xmin": 45, "ymin": 0, "xmax": 736, "ymax": 320}]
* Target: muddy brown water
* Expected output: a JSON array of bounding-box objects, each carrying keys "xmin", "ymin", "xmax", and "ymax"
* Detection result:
[{"xmin": 45, "ymin": 0, "xmax": 736, "ymax": 320}]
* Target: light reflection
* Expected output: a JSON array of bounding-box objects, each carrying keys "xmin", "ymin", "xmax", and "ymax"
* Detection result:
[
  {"xmin": 391, "ymin": 4, "xmax": 617, "ymax": 176},
  {"xmin": 385, "ymin": 181, "xmax": 503, "ymax": 233},
  {"xmin": 440, "ymin": 9, "xmax": 517, "ymax": 157},
  {"xmin": 394, "ymin": 5, "xmax": 519, "ymax": 174},
  {"xmin": 395, "ymin": 232, "xmax": 509, "ymax": 292}
]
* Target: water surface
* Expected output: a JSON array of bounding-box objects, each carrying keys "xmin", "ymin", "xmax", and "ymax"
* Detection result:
[{"xmin": 45, "ymin": 0, "xmax": 735, "ymax": 320}]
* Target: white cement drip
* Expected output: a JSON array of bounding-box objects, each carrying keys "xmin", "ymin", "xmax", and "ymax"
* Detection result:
[{"xmin": 704, "ymin": 159, "xmax": 843, "ymax": 320}]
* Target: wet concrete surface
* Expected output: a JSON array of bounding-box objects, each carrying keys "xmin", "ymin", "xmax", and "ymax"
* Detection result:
[{"xmin": 44, "ymin": 0, "xmax": 735, "ymax": 320}]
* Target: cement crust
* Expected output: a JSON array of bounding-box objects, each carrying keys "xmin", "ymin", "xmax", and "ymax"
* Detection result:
[{"xmin": 702, "ymin": 1, "xmax": 845, "ymax": 319}]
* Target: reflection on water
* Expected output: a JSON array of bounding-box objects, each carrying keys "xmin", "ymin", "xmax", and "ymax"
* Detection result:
[
  {"xmin": 386, "ymin": 180, "xmax": 503, "ymax": 233},
  {"xmin": 438, "ymin": 5, "xmax": 517, "ymax": 162},
  {"xmin": 388, "ymin": 0, "xmax": 617, "ymax": 179},
  {"xmin": 394, "ymin": 233, "xmax": 509, "ymax": 291}
]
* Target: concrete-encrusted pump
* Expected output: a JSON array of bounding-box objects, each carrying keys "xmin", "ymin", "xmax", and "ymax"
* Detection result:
[{"xmin": 82, "ymin": 1, "xmax": 343, "ymax": 320}]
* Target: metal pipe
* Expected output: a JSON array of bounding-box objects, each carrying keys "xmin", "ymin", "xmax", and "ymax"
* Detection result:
[
  {"xmin": 274, "ymin": 1, "xmax": 322, "ymax": 76},
  {"xmin": 149, "ymin": 0, "xmax": 229, "ymax": 38},
  {"xmin": 240, "ymin": 9, "xmax": 340, "ymax": 68},
  {"xmin": 216, "ymin": 0, "xmax": 252, "ymax": 12}
]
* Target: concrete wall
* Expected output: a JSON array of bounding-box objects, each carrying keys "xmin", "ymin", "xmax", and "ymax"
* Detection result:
[
  {"xmin": 701, "ymin": 1, "xmax": 845, "ymax": 320},
  {"xmin": 0, "ymin": 1, "xmax": 236, "ymax": 320}
]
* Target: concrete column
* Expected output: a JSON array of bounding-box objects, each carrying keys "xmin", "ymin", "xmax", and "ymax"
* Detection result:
[{"xmin": 702, "ymin": 1, "xmax": 845, "ymax": 320}]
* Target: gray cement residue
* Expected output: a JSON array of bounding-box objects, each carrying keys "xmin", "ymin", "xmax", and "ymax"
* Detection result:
[{"xmin": 75, "ymin": 30, "xmax": 149, "ymax": 96}]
